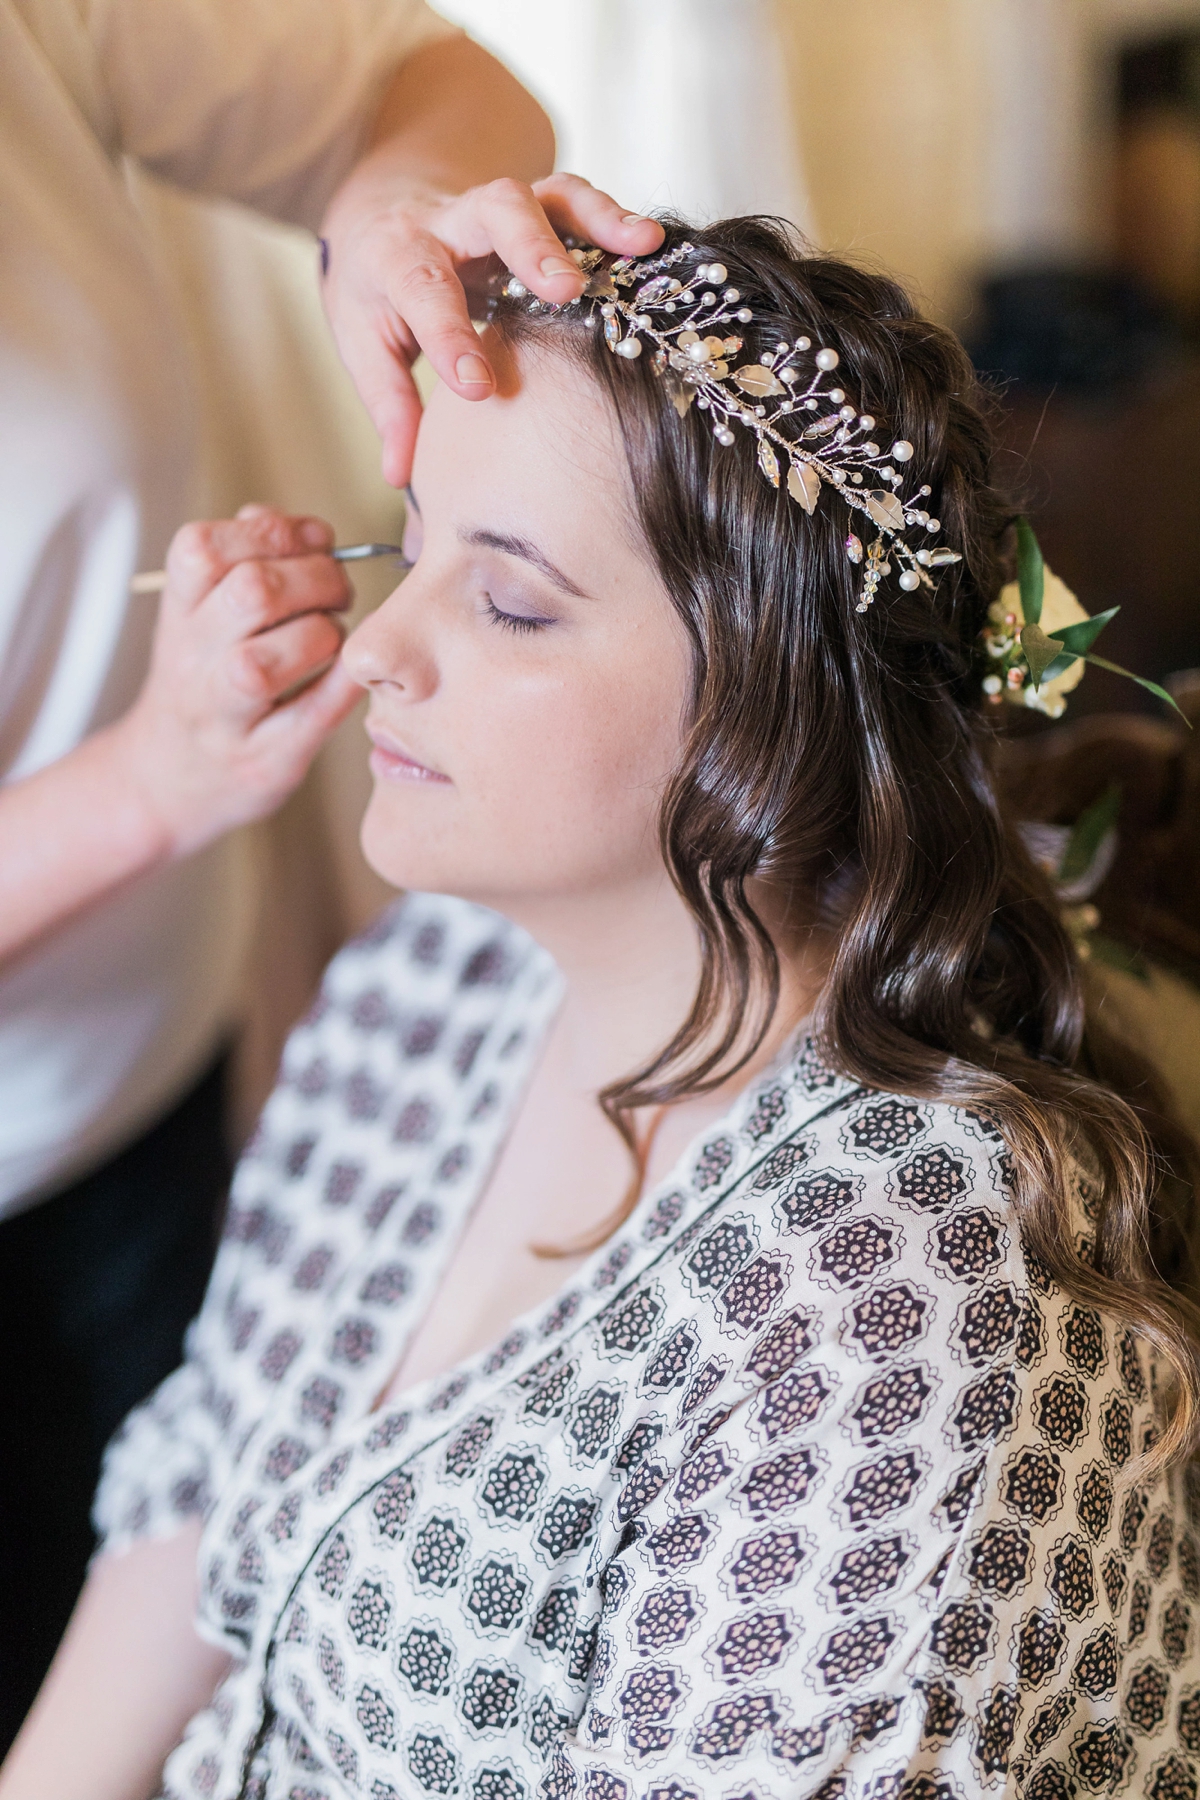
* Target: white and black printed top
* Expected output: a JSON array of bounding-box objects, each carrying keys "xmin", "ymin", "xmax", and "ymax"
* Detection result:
[{"xmin": 95, "ymin": 894, "xmax": 1200, "ymax": 1800}]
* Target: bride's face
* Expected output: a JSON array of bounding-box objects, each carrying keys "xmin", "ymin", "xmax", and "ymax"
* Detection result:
[{"xmin": 343, "ymin": 333, "xmax": 691, "ymax": 906}]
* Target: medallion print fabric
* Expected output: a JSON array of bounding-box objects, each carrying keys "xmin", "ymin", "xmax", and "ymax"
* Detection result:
[{"xmin": 95, "ymin": 894, "xmax": 1200, "ymax": 1799}]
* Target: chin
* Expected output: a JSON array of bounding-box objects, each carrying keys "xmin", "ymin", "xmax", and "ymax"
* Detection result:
[{"xmin": 360, "ymin": 794, "xmax": 501, "ymax": 907}]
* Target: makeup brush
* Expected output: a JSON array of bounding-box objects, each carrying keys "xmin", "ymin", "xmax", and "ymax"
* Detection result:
[{"xmin": 129, "ymin": 542, "xmax": 410, "ymax": 594}]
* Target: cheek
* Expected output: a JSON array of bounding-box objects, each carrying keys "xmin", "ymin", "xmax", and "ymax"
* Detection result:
[
  {"xmin": 360, "ymin": 627, "xmax": 689, "ymax": 901},
  {"xmin": 469, "ymin": 662, "xmax": 682, "ymax": 868}
]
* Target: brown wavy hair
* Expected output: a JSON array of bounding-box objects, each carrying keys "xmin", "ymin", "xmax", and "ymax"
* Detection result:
[{"xmin": 493, "ymin": 215, "xmax": 1200, "ymax": 1469}]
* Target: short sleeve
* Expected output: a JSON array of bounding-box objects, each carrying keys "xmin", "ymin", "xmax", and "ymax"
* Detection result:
[{"xmin": 83, "ymin": 0, "xmax": 461, "ymax": 226}]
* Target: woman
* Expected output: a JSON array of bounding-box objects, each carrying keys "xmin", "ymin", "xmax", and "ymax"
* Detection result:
[{"xmin": 8, "ymin": 217, "xmax": 1200, "ymax": 1800}]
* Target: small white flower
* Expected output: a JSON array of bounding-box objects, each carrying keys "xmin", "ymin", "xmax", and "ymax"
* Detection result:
[{"xmin": 997, "ymin": 566, "xmax": 1090, "ymax": 707}]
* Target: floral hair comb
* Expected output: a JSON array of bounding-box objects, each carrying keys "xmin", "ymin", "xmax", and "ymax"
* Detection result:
[
  {"xmin": 500, "ymin": 243, "xmax": 1186, "ymax": 727},
  {"xmin": 502, "ymin": 240, "xmax": 962, "ymax": 612}
]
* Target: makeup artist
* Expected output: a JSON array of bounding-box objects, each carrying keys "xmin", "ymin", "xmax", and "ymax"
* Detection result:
[{"xmin": 0, "ymin": 0, "xmax": 663, "ymax": 1748}]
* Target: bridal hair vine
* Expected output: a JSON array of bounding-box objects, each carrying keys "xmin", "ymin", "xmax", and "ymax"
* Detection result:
[{"xmin": 501, "ymin": 240, "xmax": 962, "ymax": 611}]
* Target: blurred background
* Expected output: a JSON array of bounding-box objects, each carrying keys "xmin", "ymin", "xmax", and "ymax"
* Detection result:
[{"xmin": 133, "ymin": 0, "xmax": 1200, "ymax": 1123}]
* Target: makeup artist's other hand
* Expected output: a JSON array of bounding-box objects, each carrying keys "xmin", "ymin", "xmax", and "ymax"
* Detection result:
[
  {"xmin": 320, "ymin": 172, "xmax": 663, "ymax": 487},
  {"xmin": 112, "ymin": 506, "xmax": 360, "ymax": 860}
]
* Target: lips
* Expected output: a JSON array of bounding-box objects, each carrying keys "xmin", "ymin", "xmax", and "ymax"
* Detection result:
[{"xmin": 365, "ymin": 725, "xmax": 450, "ymax": 784}]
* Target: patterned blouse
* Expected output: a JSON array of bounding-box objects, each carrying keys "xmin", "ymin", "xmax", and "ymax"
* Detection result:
[{"xmin": 95, "ymin": 893, "xmax": 1200, "ymax": 1800}]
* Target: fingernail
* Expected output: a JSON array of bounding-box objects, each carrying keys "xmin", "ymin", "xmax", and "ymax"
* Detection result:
[
  {"xmin": 301, "ymin": 520, "xmax": 331, "ymax": 546},
  {"xmin": 540, "ymin": 255, "xmax": 581, "ymax": 279},
  {"xmin": 622, "ymin": 214, "xmax": 651, "ymax": 226},
  {"xmin": 455, "ymin": 352, "xmax": 494, "ymax": 389}
]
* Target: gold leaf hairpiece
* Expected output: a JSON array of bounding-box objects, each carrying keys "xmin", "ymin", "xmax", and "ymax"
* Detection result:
[{"xmin": 502, "ymin": 241, "xmax": 962, "ymax": 611}]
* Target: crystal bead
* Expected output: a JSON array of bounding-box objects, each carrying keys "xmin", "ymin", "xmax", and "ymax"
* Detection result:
[
  {"xmin": 758, "ymin": 438, "xmax": 781, "ymax": 485},
  {"xmin": 604, "ymin": 315, "xmax": 620, "ymax": 351},
  {"xmin": 636, "ymin": 275, "xmax": 680, "ymax": 305},
  {"xmin": 846, "ymin": 534, "xmax": 864, "ymax": 563},
  {"xmin": 927, "ymin": 547, "xmax": 962, "ymax": 565}
]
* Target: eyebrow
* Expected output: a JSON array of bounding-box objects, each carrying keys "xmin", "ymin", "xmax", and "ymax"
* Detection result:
[{"xmin": 460, "ymin": 527, "xmax": 591, "ymax": 599}]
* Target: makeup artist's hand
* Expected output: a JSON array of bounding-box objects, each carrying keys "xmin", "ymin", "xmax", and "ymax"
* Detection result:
[
  {"xmin": 320, "ymin": 170, "xmax": 664, "ymax": 488},
  {"xmin": 111, "ymin": 506, "xmax": 360, "ymax": 859}
]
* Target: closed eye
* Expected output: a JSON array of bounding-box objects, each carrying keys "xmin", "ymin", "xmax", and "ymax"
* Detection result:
[{"xmin": 484, "ymin": 595, "xmax": 554, "ymax": 634}]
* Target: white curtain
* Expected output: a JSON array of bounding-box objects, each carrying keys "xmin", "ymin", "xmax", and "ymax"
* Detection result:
[{"xmin": 435, "ymin": 0, "xmax": 814, "ymax": 234}]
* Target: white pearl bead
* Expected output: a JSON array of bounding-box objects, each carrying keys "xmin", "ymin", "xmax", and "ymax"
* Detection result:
[
  {"xmin": 707, "ymin": 263, "xmax": 728, "ymax": 284},
  {"xmin": 982, "ymin": 674, "xmax": 1002, "ymax": 695},
  {"xmin": 723, "ymin": 288, "xmax": 740, "ymax": 303},
  {"xmin": 701, "ymin": 292, "xmax": 716, "ymax": 306},
  {"xmin": 891, "ymin": 440, "xmax": 914, "ymax": 462},
  {"xmin": 859, "ymin": 415, "xmax": 875, "ymax": 430},
  {"xmin": 615, "ymin": 337, "xmax": 642, "ymax": 358},
  {"xmin": 736, "ymin": 309, "xmax": 752, "ymax": 323},
  {"xmin": 829, "ymin": 388, "xmax": 845, "ymax": 404},
  {"xmin": 815, "ymin": 347, "xmax": 839, "ymax": 370},
  {"xmin": 694, "ymin": 263, "xmax": 710, "ymax": 282},
  {"xmin": 795, "ymin": 336, "xmax": 811, "ymax": 350},
  {"xmin": 714, "ymin": 425, "xmax": 735, "ymax": 446},
  {"xmin": 899, "ymin": 569, "xmax": 921, "ymax": 591},
  {"xmin": 927, "ymin": 518, "xmax": 940, "ymax": 532},
  {"xmin": 864, "ymin": 442, "xmax": 880, "ymax": 457},
  {"xmin": 839, "ymin": 404, "xmax": 856, "ymax": 421}
]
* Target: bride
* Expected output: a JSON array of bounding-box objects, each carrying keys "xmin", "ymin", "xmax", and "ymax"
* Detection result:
[{"xmin": 6, "ymin": 216, "xmax": 1200, "ymax": 1800}]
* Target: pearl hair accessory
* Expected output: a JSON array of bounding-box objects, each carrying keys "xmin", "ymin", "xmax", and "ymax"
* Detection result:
[{"xmin": 500, "ymin": 241, "xmax": 962, "ymax": 611}]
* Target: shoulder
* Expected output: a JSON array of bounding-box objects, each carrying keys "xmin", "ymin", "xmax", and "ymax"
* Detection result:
[
  {"xmin": 301, "ymin": 890, "xmax": 539, "ymax": 1024},
  {"xmin": 256, "ymin": 891, "xmax": 545, "ymax": 1122},
  {"xmin": 646, "ymin": 1049, "xmax": 1033, "ymax": 1454}
]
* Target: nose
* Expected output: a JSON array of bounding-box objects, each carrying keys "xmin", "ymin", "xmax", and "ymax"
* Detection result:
[{"xmin": 342, "ymin": 565, "xmax": 438, "ymax": 701}]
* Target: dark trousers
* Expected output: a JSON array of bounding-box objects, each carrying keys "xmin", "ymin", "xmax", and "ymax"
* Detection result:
[{"xmin": 0, "ymin": 1053, "xmax": 231, "ymax": 1756}]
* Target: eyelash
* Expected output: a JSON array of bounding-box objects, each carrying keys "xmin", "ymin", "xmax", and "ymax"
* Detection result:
[{"xmin": 484, "ymin": 596, "xmax": 552, "ymax": 635}]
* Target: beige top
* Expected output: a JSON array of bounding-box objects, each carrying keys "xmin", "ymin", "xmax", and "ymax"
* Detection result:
[{"xmin": 0, "ymin": 0, "xmax": 456, "ymax": 1214}]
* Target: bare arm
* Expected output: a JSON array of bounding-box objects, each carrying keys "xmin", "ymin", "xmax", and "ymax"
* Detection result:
[
  {"xmin": 320, "ymin": 33, "xmax": 665, "ymax": 485},
  {"xmin": 0, "ymin": 1524, "xmax": 229, "ymax": 1800},
  {"xmin": 0, "ymin": 507, "xmax": 358, "ymax": 972}
]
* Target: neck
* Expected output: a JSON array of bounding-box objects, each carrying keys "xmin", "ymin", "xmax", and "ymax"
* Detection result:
[{"xmin": 490, "ymin": 871, "xmax": 827, "ymax": 1107}]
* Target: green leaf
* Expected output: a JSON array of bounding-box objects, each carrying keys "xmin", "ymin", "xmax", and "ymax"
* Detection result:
[
  {"xmin": 1040, "ymin": 650, "xmax": 1083, "ymax": 684},
  {"xmin": 1016, "ymin": 517, "xmax": 1045, "ymax": 626},
  {"xmin": 1020, "ymin": 621, "xmax": 1060, "ymax": 688},
  {"xmin": 1083, "ymin": 654, "xmax": 1192, "ymax": 726},
  {"xmin": 1048, "ymin": 606, "xmax": 1120, "ymax": 657},
  {"xmin": 1060, "ymin": 783, "xmax": 1121, "ymax": 884}
]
